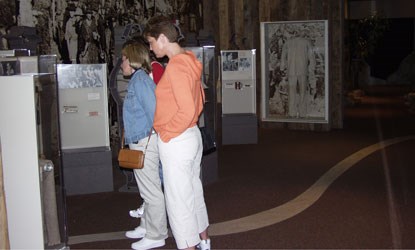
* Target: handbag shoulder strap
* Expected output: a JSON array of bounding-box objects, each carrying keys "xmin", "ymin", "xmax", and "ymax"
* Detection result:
[
  {"xmin": 121, "ymin": 128, "xmax": 153, "ymax": 151},
  {"xmin": 121, "ymin": 130, "xmax": 125, "ymax": 149},
  {"xmin": 143, "ymin": 129, "xmax": 153, "ymax": 153}
]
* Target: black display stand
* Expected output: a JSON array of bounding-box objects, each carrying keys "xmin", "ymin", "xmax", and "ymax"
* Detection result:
[
  {"xmin": 222, "ymin": 114, "xmax": 258, "ymax": 145},
  {"xmin": 62, "ymin": 148, "xmax": 114, "ymax": 195}
]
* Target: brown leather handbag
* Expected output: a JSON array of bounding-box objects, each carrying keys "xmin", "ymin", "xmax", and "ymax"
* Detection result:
[{"xmin": 118, "ymin": 131, "xmax": 152, "ymax": 169}]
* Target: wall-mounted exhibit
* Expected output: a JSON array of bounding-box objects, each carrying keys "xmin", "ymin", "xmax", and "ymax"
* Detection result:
[{"xmin": 260, "ymin": 20, "xmax": 329, "ymax": 124}]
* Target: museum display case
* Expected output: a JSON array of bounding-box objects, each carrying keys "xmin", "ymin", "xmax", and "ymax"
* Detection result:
[{"xmin": 0, "ymin": 73, "xmax": 68, "ymax": 249}]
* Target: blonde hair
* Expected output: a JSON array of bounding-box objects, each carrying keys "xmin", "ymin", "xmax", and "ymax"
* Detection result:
[{"xmin": 121, "ymin": 40, "xmax": 152, "ymax": 73}]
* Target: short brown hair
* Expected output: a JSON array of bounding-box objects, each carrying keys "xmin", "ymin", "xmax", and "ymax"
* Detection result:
[
  {"xmin": 121, "ymin": 39, "xmax": 152, "ymax": 73},
  {"xmin": 143, "ymin": 15, "xmax": 182, "ymax": 43}
]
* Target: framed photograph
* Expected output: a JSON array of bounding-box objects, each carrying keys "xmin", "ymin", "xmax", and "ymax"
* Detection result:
[
  {"xmin": 260, "ymin": 20, "xmax": 329, "ymax": 123},
  {"xmin": 0, "ymin": 58, "xmax": 19, "ymax": 76}
]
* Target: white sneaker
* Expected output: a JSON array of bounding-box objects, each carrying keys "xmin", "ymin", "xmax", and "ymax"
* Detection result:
[
  {"xmin": 125, "ymin": 226, "xmax": 146, "ymax": 239},
  {"xmin": 197, "ymin": 238, "xmax": 211, "ymax": 250},
  {"xmin": 131, "ymin": 237, "xmax": 165, "ymax": 250},
  {"xmin": 129, "ymin": 203, "xmax": 145, "ymax": 218}
]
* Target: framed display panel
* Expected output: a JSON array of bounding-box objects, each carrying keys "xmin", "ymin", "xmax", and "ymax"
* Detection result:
[
  {"xmin": 260, "ymin": 20, "xmax": 329, "ymax": 123},
  {"xmin": 221, "ymin": 50, "xmax": 256, "ymax": 114},
  {"xmin": 57, "ymin": 64, "xmax": 110, "ymax": 150}
]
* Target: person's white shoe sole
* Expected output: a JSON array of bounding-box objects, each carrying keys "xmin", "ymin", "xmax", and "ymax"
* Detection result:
[
  {"xmin": 197, "ymin": 239, "xmax": 211, "ymax": 250},
  {"xmin": 125, "ymin": 227, "xmax": 146, "ymax": 239},
  {"xmin": 131, "ymin": 238, "xmax": 165, "ymax": 250}
]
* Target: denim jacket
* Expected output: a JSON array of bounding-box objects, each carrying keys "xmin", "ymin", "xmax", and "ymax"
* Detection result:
[{"xmin": 122, "ymin": 69, "xmax": 156, "ymax": 144}]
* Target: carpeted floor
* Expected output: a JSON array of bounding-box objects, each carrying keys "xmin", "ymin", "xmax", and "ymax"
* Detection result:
[{"xmin": 66, "ymin": 91, "xmax": 415, "ymax": 249}]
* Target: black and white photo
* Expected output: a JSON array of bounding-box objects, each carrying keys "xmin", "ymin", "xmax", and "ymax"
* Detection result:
[
  {"xmin": 260, "ymin": 20, "xmax": 329, "ymax": 123},
  {"xmin": 57, "ymin": 64, "xmax": 105, "ymax": 89},
  {"xmin": 222, "ymin": 51, "xmax": 238, "ymax": 72},
  {"xmin": 0, "ymin": 60, "xmax": 18, "ymax": 76}
]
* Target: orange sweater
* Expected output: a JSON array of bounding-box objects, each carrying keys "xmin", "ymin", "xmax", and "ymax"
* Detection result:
[{"xmin": 154, "ymin": 51, "xmax": 204, "ymax": 142}]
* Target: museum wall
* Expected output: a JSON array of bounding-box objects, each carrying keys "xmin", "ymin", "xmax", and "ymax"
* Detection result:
[
  {"xmin": 347, "ymin": 0, "xmax": 415, "ymax": 19},
  {"xmin": 1, "ymin": 0, "xmax": 344, "ymax": 130}
]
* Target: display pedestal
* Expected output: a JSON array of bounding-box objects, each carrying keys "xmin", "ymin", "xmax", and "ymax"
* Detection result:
[
  {"xmin": 222, "ymin": 114, "xmax": 258, "ymax": 145},
  {"xmin": 62, "ymin": 149, "xmax": 113, "ymax": 195}
]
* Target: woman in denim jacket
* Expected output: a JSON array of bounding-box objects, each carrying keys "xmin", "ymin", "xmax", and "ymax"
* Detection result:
[{"xmin": 121, "ymin": 39, "xmax": 167, "ymax": 250}]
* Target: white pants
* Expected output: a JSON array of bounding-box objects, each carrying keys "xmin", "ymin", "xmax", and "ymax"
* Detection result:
[
  {"xmin": 158, "ymin": 126, "xmax": 209, "ymax": 249},
  {"xmin": 130, "ymin": 133, "xmax": 168, "ymax": 240}
]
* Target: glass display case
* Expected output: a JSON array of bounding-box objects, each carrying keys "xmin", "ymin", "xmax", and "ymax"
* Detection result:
[
  {"xmin": 186, "ymin": 46, "xmax": 218, "ymax": 185},
  {"xmin": 186, "ymin": 46, "xmax": 217, "ymax": 155},
  {"xmin": 0, "ymin": 73, "xmax": 68, "ymax": 249},
  {"xmin": 35, "ymin": 73, "xmax": 68, "ymax": 248}
]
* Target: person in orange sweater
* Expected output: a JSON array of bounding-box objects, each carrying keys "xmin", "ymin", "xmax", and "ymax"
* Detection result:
[{"xmin": 144, "ymin": 15, "xmax": 211, "ymax": 250}]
